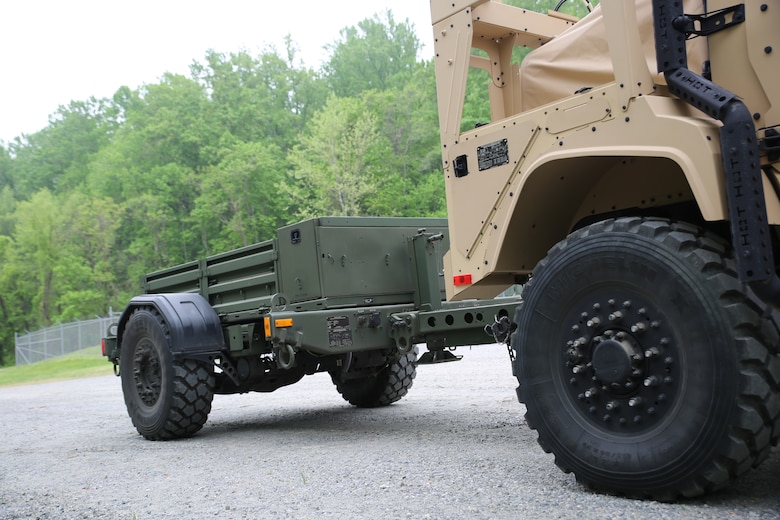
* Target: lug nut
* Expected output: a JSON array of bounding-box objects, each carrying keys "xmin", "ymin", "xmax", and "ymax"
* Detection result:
[
  {"xmin": 585, "ymin": 387, "xmax": 599, "ymax": 398},
  {"xmin": 631, "ymin": 322, "xmax": 646, "ymax": 333},
  {"xmin": 643, "ymin": 376, "xmax": 658, "ymax": 387},
  {"xmin": 608, "ymin": 311, "xmax": 623, "ymax": 322},
  {"xmin": 587, "ymin": 317, "xmax": 601, "ymax": 328},
  {"xmin": 645, "ymin": 347, "xmax": 660, "ymax": 358},
  {"xmin": 628, "ymin": 396, "xmax": 643, "ymax": 407},
  {"xmin": 606, "ymin": 400, "xmax": 619, "ymax": 411}
]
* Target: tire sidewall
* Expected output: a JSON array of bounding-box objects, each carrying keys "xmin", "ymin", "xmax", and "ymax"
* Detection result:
[
  {"xmin": 120, "ymin": 309, "xmax": 175, "ymax": 438},
  {"xmin": 517, "ymin": 225, "xmax": 739, "ymax": 491}
]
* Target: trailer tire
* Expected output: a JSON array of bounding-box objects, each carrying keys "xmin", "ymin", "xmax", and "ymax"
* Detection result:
[
  {"xmin": 120, "ymin": 307, "xmax": 214, "ymax": 440},
  {"xmin": 512, "ymin": 217, "xmax": 780, "ymax": 500},
  {"xmin": 332, "ymin": 347, "xmax": 418, "ymax": 407}
]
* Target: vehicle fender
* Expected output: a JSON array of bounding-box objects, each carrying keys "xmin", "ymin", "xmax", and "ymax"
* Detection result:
[{"xmin": 116, "ymin": 293, "xmax": 224, "ymax": 357}]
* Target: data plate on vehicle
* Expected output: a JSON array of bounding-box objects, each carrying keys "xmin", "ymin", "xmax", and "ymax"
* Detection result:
[
  {"xmin": 477, "ymin": 139, "xmax": 509, "ymax": 171},
  {"xmin": 327, "ymin": 315, "xmax": 353, "ymax": 348}
]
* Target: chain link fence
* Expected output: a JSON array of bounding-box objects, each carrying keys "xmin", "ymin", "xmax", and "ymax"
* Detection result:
[{"xmin": 14, "ymin": 310, "xmax": 122, "ymax": 366}]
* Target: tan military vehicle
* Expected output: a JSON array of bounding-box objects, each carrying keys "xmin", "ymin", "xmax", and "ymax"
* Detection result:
[{"xmin": 432, "ymin": 0, "xmax": 780, "ymax": 500}]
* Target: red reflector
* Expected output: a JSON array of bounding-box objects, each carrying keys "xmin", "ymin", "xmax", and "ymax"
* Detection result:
[
  {"xmin": 101, "ymin": 339, "xmax": 106, "ymax": 356},
  {"xmin": 453, "ymin": 274, "xmax": 473, "ymax": 286}
]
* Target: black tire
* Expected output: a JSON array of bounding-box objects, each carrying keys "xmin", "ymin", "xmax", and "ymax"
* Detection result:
[
  {"xmin": 120, "ymin": 307, "xmax": 214, "ymax": 440},
  {"xmin": 331, "ymin": 348, "xmax": 418, "ymax": 407},
  {"xmin": 512, "ymin": 217, "xmax": 780, "ymax": 500}
]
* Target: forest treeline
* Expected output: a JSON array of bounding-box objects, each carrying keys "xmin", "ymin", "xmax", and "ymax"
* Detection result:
[{"xmin": 0, "ymin": 1, "xmax": 595, "ymax": 364}]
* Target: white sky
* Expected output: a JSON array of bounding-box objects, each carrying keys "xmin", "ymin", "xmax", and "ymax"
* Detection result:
[{"xmin": 0, "ymin": 0, "xmax": 435, "ymax": 144}]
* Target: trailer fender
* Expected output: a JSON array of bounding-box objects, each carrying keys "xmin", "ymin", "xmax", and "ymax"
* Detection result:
[{"xmin": 116, "ymin": 293, "xmax": 224, "ymax": 358}]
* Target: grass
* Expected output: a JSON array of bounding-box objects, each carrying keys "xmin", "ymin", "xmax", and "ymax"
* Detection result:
[{"xmin": 0, "ymin": 346, "xmax": 115, "ymax": 387}]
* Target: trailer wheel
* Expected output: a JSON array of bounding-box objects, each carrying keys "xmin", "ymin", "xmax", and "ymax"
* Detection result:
[
  {"xmin": 331, "ymin": 347, "xmax": 418, "ymax": 407},
  {"xmin": 120, "ymin": 307, "xmax": 214, "ymax": 440},
  {"xmin": 512, "ymin": 217, "xmax": 780, "ymax": 500}
]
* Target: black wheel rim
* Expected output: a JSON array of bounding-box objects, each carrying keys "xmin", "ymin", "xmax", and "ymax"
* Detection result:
[
  {"xmin": 133, "ymin": 339, "xmax": 162, "ymax": 407},
  {"xmin": 562, "ymin": 290, "xmax": 682, "ymax": 434}
]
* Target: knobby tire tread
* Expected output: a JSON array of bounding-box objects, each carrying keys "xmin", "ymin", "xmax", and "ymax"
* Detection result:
[
  {"xmin": 513, "ymin": 217, "xmax": 780, "ymax": 500},
  {"xmin": 124, "ymin": 307, "xmax": 214, "ymax": 441},
  {"xmin": 333, "ymin": 348, "xmax": 418, "ymax": 408}
]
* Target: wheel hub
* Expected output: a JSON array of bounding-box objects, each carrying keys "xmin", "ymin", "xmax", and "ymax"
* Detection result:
[
  {"xmin": 133, "ymin": 340, "xmax": 162, "ymax": 407},
  {"xmin": 564, "ymin": 297, "xmax": 679, "ymax": 433},
  {"xmin": 591, "ymin": 336, "xmax": 640, "ymax": 386}
]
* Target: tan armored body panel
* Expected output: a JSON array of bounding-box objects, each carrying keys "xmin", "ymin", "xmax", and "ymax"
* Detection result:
[{"xmin": 432, "ymin": 0, "xmax": 779, "ymax": 299}]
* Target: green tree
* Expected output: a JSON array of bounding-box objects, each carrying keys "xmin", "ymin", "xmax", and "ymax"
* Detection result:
[
  {"xmin": 360, "ymin": 63, "xmax": 446, "ymax": 217},
  {"xmin": 0, "ymin": 235, "xmax": 26, "ymax": 364},
  {"xmin": 128, "ymin": 73, "xmax": 215, "ymax": 172},
  {"xmin": 121, "ymin": 163, "xmax": 199, "ymax": 272},
  {"xmin": 7, "ymin": 98, "xmax": 117, "ymax": 197},
  {"xmin": 323, "ymin": 11, "xmax": 421, "ymax": 98},
  {"xmin": 193, "ymin": 141, "xmax": 288, "ymax": 253},
  {"xmin": 0, "ymin": 185, "xmax": 15, "ymax": 237},
  {"xmin": 192, "ymin": 46, "xmax": 328, "ymax": 152},
  {"xmin": 0, "ymin": 143, "xmax": 11, "ymax": 190},
  {"xmin": 52, "ymin": 192, "xmax": 122, "ymax": 321},
  {"xmin": 287, "ymin": 95, "xmax": 392, "ymax": 218},
  {"xmin": 11, "ymin": 189, "xmax": 60, "ymax": 325}
]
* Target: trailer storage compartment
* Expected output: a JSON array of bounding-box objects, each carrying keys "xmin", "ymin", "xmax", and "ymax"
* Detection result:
[{"xmin": 143, "ymin": 217, "xmax": 449, "ymax": 313}]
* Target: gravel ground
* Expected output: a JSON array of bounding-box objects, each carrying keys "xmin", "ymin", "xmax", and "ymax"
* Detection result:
[{"xmin": 0, "ymin": 343, "xmax": 778, "ymax": 520}]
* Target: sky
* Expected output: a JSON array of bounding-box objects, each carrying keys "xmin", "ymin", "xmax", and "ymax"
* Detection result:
[{"xmin": 0, "ymin": 0, "xmax": 435, "ymax": 144}]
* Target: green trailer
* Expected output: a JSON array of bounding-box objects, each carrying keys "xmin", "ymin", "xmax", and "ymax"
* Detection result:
[{"xmin": 103, "ymin": 216, "xmax": 519, "ymax": 440}]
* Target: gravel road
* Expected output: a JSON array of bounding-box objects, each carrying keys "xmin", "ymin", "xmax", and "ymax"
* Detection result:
[{"xmin": 0, "ymin": 344, "xmax": 778, "ymax": 520}]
